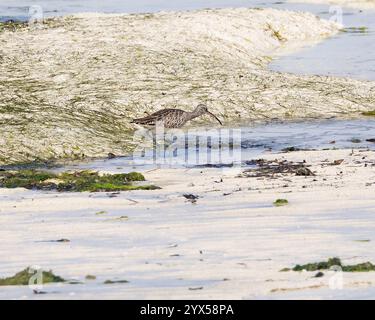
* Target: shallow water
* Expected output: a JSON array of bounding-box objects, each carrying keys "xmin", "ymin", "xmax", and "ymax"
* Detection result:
[
  {"xmin": 269, "ymin": 4, "xmax": 375, "ymax": 81},
  {"xmin": 1, "ymin": 1, "xmax": 374, "ymax": 81},
  {"xmin": 57, "ymin": 119, "xmax": 375, "ymax": 172}
]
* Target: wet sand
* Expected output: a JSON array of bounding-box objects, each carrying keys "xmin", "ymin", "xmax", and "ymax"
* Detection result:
[{"xmin": 2, "ymin": 148, "xmax": 375, "ymax": 299}]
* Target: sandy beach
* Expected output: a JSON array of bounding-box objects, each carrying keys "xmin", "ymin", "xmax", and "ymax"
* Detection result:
[{"xmin": 2, "ymin": 147, "xmax": 375, "ymax": 299}]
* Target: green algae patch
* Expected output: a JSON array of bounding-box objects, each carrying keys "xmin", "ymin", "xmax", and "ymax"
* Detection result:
[
  {"xmin": 341, "ymin": 262, "xmax": 375, "ymax": 272},
  {"xmin": 96, "ymin": 210, "xmax": 108, "ymax": 215},
  {"xmin": 0, "ymin": 170, "xmax": 159, "ymax": 192},
  {"xmin": 86, "ymin": 183, "xmax": 159, "ymax": 192},
  {"xmin": 0, "ymin": 20, "xmax": 28, "ymax": 33},
  {"xmin": 0, "ymin": 17, "xmax": 73, "ymax": 34},
  {"xmin": 0, "ymin": 268, "xmax": 65, "ymax": 286},
  {"xmin": 292, "ymin": 257, "xmax": 341, "ymax": 271},
  {"xmin": 273, "ymin": 199, "xmax": 288, "ymax": 207},
  {"xmin": 343, "ymin": 26, "xmax": 369, "ymax": 34},
  {"xmin": 279, "ymin": 267, "xmax": 291, "ymax": 272},
  {"xmin": 0, "ymin": 170, "xmax": 55, "ymax": 189},
  {"xmin": 103, "ymin": 279, "xmax": 129, "ymax": 284},
  {"xmin": 266, "ymin": 23, "xmax": 286, "ymax": 42},
  {"xmin": 362, "ymin": 110, "xmax": 375, "ymax": 117},
  {"xmin": 283, "ymin": 257, "xmax": 375, "ymax": 272}
]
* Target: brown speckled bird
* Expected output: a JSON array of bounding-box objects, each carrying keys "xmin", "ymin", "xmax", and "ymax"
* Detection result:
[{"xmin": 131, "ymin": 104, "xmax": 222, "ymax": 128}]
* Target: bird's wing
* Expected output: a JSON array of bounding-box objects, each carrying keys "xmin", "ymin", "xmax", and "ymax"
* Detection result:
[{"xmin": 132, "ymin": 109, "xmax": 183, "ymax": 125}]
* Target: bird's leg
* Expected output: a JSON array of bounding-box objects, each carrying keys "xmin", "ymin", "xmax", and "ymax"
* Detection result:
[{"xmin": 153, "ymin": 121, "xmax": 167, "ymax": 165}]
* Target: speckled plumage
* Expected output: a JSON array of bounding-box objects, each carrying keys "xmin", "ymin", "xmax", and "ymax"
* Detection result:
[{"xmin": 131, "ymin": 104, "xmax": 222, "ymax": 128}]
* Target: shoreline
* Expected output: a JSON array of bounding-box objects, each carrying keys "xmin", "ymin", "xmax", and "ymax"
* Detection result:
[
  {"xmin": 1, "ymin": 115, "xmax": 373, "ymax": 171},
  {"xmin": 1, "ymin": 7, "xmax": 375, "ymax": 165}
]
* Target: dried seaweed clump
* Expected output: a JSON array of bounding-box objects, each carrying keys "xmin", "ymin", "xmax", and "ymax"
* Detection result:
[{"xmin": 243, "ymin": 159, "xmax": 314, "ymax": 178}]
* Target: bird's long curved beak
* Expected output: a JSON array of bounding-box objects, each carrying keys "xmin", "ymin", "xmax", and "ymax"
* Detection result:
[{"xmin": 206, "ymin": 111, "xmax": 222, "ymax": 125}]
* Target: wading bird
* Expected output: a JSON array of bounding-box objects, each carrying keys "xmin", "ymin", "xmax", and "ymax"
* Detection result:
[{"xmin": 131, "ymin": 104, "xmax": 222, "ymax": 128}]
